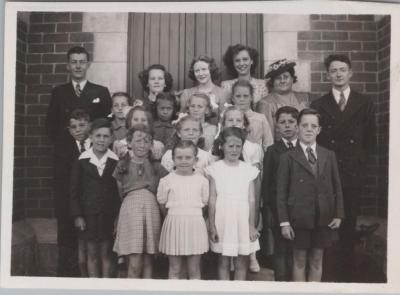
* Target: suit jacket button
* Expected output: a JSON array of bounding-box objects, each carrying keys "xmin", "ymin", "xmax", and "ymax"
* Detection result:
[
  {"xmin": 331, "ymin": 139, "xmax": 335, "ymax": 144},
  {"xmin": 299, "ymin": 179, "xmax": 304, "ymax": 183},
  {"xmin": 350, "ymin": 139, "xmax": 354, "ymax": 144}
]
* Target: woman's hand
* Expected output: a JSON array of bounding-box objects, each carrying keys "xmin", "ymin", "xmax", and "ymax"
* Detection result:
[
  {"xmin": 249, "ymin": 226, "xmax": 260, "ymax": 242},
  {"xmin": 328, "ymin": 218, "xmax": 342, "ymax": 230},
  {"xmin": 74, "ymin": 217, "xmax": 86, "ymax": 231},
  {"xmin": 281, "ymin": 225, "xmax": 295, "ymax": 240},
  {"xmin": 209, "ymin": 226, "xmax": 219, "ymax": 243}
]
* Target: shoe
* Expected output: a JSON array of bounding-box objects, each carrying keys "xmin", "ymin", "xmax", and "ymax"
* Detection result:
[{"xmin": 249, "ymin": 254, "xmax": 260, "ymax": 273}]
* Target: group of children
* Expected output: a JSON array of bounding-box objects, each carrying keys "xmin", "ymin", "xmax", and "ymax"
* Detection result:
[{"xmin": 66, "ymin": 67, "xmax": 344, "ymax": 281}]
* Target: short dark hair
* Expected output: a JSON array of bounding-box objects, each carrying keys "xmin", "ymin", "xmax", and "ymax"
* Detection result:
[
  {"xmin": 188, "ymin": 55, "xmax": 221, "ymax": 85},
  {"xmin": 138, "ymin": 64, "xmax": 173, "ymax": 93},
  {"xmin": 89, "ymin": 118, "xmax": 112, "ymax": 134},
  {"xmin": 223, "ymin": 44, "xmax": 259, "ymax": 78},
  {"xmin": 67, "ymin": 46, "xmax": 90, "ymax": 61},
  {"xmin": 68, "ymin": 108, "xmax": 90, "ymax": 124},
  {"xmin": 275, "ymin": 106, "xmax": 299, "ymax": 122},
  {"xmin": 297, "ymin": 108, "xmax": 321, "ymax": 125},
  {"xmin": 125, "ymin": 123, "xmax": 153, "ymax": 143},
  {"xmin": 112, "ymin": 92, "xmax": 132, "ymax": 106},
  {"xmin": 267, "ymin": 67, "xmax": 298, "ymax": 89},
  {"xmin": 154, "ymin": 92, "xmax": 179, "ymax": 121},
  {"xmin": 172, "ymin": 140, "xmax": 198, "ymax": 159},
  {"xmin": 324, "ymin": 54, "xmax": 352, "ymax": 70},
  {"xmin": 125, "ymin": 105, "xmax": 154, "ymax": 130}
]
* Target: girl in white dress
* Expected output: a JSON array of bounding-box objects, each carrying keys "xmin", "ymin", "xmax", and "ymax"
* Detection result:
[
  {"xmin": 157, "ymin": 140, "xmax": 209, "ymax": 279},
  {"xmin": 206, "ymin": 127, "xmax": 260, "ymax": 280}
]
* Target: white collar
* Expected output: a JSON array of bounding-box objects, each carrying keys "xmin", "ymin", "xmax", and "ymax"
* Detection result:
[
  {"xmin": 281, "ymin": 137, "xmax": 297, "ymax": 148},
  {"xmin": 72, "ymin": 80, "xmax": 88, "ymax": 90},
  {"xmin": 75, "ymin": 137, "xmax": 91, "ymax": 150},
  {"xmin": 332, "ymin": 86, "xmax": 350, "ymax": 104},
  {"xmin": 299, "ymin": 141, "xmax": 317, "ymax": 159},
  {"xmin": 79, "ymin": 148, "xmax": 119, "ymax": 161}
]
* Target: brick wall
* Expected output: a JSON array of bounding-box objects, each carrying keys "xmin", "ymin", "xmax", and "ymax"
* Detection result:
[
  {"xmin": 377, "ymin": 16, "xmax": 390, "ymax": 217},
  {"xmin": 297, "ymin": 14, "xmax": 389, "ymax": 216},
  {"xmin": 14, "ymin": 16, "xmax": 28, "ymax": 221},
  {"xmin": 14, "ymin": 12, "xmax": 94, "ymax": 218}
]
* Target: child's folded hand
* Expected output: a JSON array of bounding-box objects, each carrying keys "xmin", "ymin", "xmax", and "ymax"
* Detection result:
[
  {"xmin": 209, "ymin": 226, "xmax": 219, "ymax": 243},
  {"xmin": 328, "ymin": 218, "xmax": 342, "ymax": 229},
  {"xmin": 281, "ymin": 225, "xmax": 295, "ymax": 240},
  {"xmin": 249, "ymin": 226, "xmax": 260, "ymax": 242}
]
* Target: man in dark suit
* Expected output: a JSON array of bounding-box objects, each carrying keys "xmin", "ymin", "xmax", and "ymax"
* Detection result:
[
  {"xmin": 310, "ymin": 54, "xmax": 376, "ymax": 282},
  {"xmin": 261, "ymin": 106, "xmax": 299, "ymax": 281},
  {"xmin": 45, "ymin": 46, "xmax": 112, "ymax": 277}
]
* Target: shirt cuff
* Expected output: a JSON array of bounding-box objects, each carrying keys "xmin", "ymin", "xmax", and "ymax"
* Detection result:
[{"xmin": 280, "ymin": 222, "xmax": 290, "ymax": 227}]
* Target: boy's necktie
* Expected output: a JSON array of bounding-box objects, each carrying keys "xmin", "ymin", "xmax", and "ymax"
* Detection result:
[
  {"xmin": 306, "ymin": 146, "xmax": 317, "ymax": 165},
  {"xmin": 338, "ymin": 91, "xmax": 346, "ymax": 111},
  {"xmin": 75, "ymin": 83, "xmax": 82, "ymax": 97},
  {"xmin": 287, "ymin": 141, "xmax": 294, "ymax": 149},
  {"xmin": 79, "ymin": 140, "xmax": 86, "ymax": 153}
]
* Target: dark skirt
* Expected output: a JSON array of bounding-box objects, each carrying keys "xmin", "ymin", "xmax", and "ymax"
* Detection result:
[
  {"xmin": 77, "ymin": 213, "xmax": 115, "ymax": 242},
  {"xmin": 292, "ymin": 226, "xmax": 338, "ymax": 249}
]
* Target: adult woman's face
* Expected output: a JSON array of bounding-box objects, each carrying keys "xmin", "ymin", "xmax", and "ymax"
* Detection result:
[
  {"xmin": 148, "ymin": 69, "xmax": 166, "ymax": 94},
  {"xmin": 233, "ymin": 50, "xmax": 253, "ymax": 76},
  {"xmin": 193, "ymin": 61, "xmax": 211, "ymax": 85},
  {"xmin": 273, "ymin": 71, "xmax": 294, "ymax": 94}
]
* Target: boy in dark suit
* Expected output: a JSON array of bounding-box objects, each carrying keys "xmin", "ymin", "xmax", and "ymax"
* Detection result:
[
  {"xmin": 56, "ymin": 109, "xmax": 90, "ymax": 277},
  {"xmin": 45, "ymin": 46, "xmax": 112, "ymax": 276},
  {"xmin": 310, "ymin": 54, "xmax": 376, "ymax": 282},
  {"xmin": 261, "ymin": 106, "xmax": 299, "ymax": 281},
  {"xmin": 277, "ymin": 108, "xmax": 344, "ymax": 282}
]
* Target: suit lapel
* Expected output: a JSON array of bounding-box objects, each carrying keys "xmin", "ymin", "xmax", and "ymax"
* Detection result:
[
  {"xmin": 289, "ymin": 145, "xmax": 315, "ymax": 176},
  {"xmin": 276, "ymin": 139, "xmax": 288, "ymax": 153},
  {"xmin": 340, "ymin": 91, "xmax": 364, "ymax": 124},
  {"xmin": 316, "ymin": 145, "xmax": 327, "ymax": 177},
  {"xmin": 101, "ymin": 158, "xmax": 115, "ymax": 179},
  {"xmin": 319, "ymin": 91, "xmax": 342, "ymax": 119}
]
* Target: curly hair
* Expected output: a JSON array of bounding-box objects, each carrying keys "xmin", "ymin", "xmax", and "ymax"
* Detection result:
[
  {"xmin": 125, "ymin": 105, "xmax": 154, "ymax": 132},
  {"xmin": 222, "ymin": 44, "xmax": 259, "ymax": 78},
  {"xmin": 220, "ymin": 105, "xmax": 250, "ymax": 131},
  {"xmin": 138, "ymin": 64, "xmax": 174, "ymax": 93},
  {"xmin": 188, "ymin": 55, "xmax": 221, "ymax": 85},
  {"xmin": 187, "ymin": 92, "xmax": 217, "ymax": 123},
  {"xmin": 266, "ymin": 67, "xmax": 298, "ymax": 90},
  {"xmin": 231, "ymin": 79, "xmax": 255, "ymax": 110},
  {"xmin": 154, "ymin": 92, "xmax": 179, "ymax": 121},
  {"xmin": 211, "ymin": 127, "xmax": 246, "ymax": 160},
  {"xmin": 165, "ymin": 116, "xmax": 205, "ymax": 150}
]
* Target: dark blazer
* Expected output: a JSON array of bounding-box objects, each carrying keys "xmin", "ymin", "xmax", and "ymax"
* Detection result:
[
  {"xmin": 70, "ymin": 155, "xmax": 120, "ymax": 218},
  {"xmin": 46, "ymin": 81, "xmax": 112, "ymax": 149},
  {"xmin": 310, "ymin": 90, "xmax": 376, "ymax": 189},
  {"xmin": 277, "ymin": 144, "xmax": 344, "ymax": 229},
  {"xmin": 261, "ymin": 139, "xmax": 291, "ymax": 225}
]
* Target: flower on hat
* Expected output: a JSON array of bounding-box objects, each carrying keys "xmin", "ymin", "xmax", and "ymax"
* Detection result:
[{"xmin": 265, "ymin": 59, "xmax": 296, "ymax": 79}]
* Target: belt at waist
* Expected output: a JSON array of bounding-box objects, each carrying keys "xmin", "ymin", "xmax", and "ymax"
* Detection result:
[{"xmin": 168, "ymin": 208, "xmax": 202, "ymax": 216}]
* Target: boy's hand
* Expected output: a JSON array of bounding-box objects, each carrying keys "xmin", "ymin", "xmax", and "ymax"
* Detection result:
[
  {"xmin": 281, "ymin": 225, "xmax": 295, "ymax": 240},
  {"xmin": 209, "ymin": 226, "xmax": 219, "ymax": 243},
  {"xmin": 74, "ymin": 217, "xmax": 86, "ymax": 231},
  {"xmin": 328, "ymin": 218, "xmax": 342, "ymax": 229},
  {"xmin": 249, "ymin": 226, "xmax": 260, "ymax": 242}
]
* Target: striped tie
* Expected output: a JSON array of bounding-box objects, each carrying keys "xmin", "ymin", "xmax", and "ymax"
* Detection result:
[
  {"xmin": 338, "ymin": 91, "xmax": 346, "ymax": 111},
  {"xmin": 75, "ymin": 83, "xmax": 82, "ymax": 97},
  {"xmin": 306, "ymin": 147, "xmax": 317, "ymax": 165}
]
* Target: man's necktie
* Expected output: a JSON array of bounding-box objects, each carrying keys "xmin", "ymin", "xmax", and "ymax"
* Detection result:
[
  {"xmin": 287, "ymin": 141, "xmax": 294, "ymax": 149},
  {"xmin": 338, "ymin": 91, "xmax": 346, "ymax": 111},
  {"xmin": 75, "ymin": 83, "xmax": 82, "ymax": 97},
  {"xmin": 79, "ymin": 140, "xmax": 86, "ymax": 153},
  {"xmin": 306, "ymin": 146, "xmax": 317, "ymax": 165}
]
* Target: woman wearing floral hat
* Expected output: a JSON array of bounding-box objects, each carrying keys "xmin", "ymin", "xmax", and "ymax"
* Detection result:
[{"xmin": 256, "ymin": 59, "xmax": 308, "ymax": 141}]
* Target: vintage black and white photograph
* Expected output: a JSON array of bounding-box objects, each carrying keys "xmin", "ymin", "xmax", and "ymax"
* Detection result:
[{"xmin": 1, "ymin": 1, "xmax": 399, "ymax": 293}]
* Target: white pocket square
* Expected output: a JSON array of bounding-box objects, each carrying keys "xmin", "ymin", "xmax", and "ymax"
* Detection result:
[{"xmin": 92, "ymin": 98, "xmax": 100, "ymax": 103}]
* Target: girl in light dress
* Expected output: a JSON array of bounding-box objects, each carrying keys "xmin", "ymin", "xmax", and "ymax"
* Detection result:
[
  {"xmin": 206, "ymin": 127, "xmax": 260, "ymax": 280},
  {"xmin": 113, "ymin": 124, "xmax": 168, "ymax": 278},
  {"xmin": 157, "ymin": 140, "xmax": 210, "ymax": 279},
  {"xmin": 187, "ymin": 93, "xmax": 218, "ymax": 152},
  {"xmin": 161, "ymin": 116, "xmax": 213, "ymax": 175},
  {"xmin": 231, "ymin": 79, "xmax": 273, "ymax": 152}
]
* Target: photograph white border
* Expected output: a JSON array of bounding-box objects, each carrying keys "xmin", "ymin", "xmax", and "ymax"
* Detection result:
[{"xmin": 2, "ymin": 1, "xmax": 400, "ymax": 293}]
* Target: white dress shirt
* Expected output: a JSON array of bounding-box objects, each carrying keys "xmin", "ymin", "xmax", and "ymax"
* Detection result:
[{"xmin": 332, "ymin": 86, "xmax": 350, "ymax": 105}]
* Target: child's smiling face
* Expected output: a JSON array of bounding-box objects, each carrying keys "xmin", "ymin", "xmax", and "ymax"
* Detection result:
[
  {"xmin": 90, "ymin": 127, "xmax": 113, "ymax": 154},
  {"xmin": 129, "ymin": 130, "xmax": 152, "ymax": 158},
  {"xmin": 224, "ymin": 110, "xmax": 245, "ymax": 129},
  {"xmin": 298, "ymin": 114, "xmax": 321, "ymax": 145},
  {"xmin": 177, "ymin": 120, "xmax": 202, "ymax": 145},
  {"xmin": 173, "ymin": 147, "xmax": 197, "ymax": 174},
  {"xmin": 68, "ymin": 118, "xmax": 90, "ymax": 142},
  {"xmin": 232, "ymin": 86, "xmax": 252, "ymax": 112},
  {"xmin": 188, "ymin": 96, "xmax": 209, "ymax": 121}
]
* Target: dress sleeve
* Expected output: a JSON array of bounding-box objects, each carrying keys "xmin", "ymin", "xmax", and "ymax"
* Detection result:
[
  {"xmin": 156, "ymin": 177, "xmax": 169, "ymax": 205},
  {"xmin": 261, "ymin": 115, "xmax": 274, "ymax": 152},
  {"xmin": 246, "ymin": 163, "xmax": 260, "ymax": 182},
  {"xmin": 161, "ymin": 150, "xmax": 174, "ymax": 172},
  {"xmin": 203, "ymin": 163, "xmax": 216, "ymax": 180}
]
